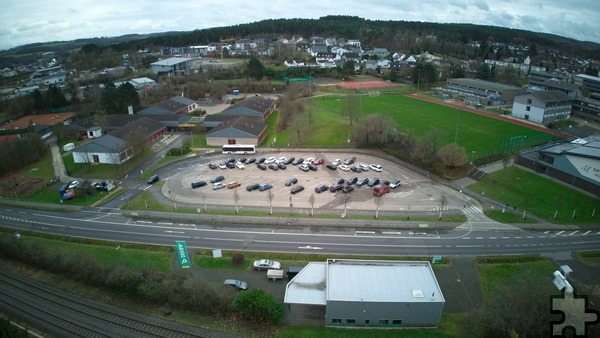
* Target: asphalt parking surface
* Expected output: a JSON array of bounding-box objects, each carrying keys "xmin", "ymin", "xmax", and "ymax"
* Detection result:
[{"xmin": 163, "ymin": 152, "xmax": 469, "ymax": 213}]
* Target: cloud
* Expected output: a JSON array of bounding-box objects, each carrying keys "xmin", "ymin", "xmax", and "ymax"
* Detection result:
[{"xmin": 0, "ymin": 0, "xmax": 598, "ymax": 50}]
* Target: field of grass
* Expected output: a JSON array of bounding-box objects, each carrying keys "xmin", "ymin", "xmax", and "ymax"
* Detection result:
[
  {"xmin": 475, "ymin": 256, "xmax": 555, "ymax": 298},
  {"xmin": 21, "ymin": 236, "xmax": 172, "ymax": 272},
  {"xmin": 469, "ymin": 166, "xmax": 600, "ymax": 225},
  {"xmin": 312, "ymin": 94, "xmax": 555, "ymax": 156}
]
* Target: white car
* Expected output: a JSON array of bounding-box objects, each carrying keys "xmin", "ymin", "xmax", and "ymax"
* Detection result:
[
  {"xmin": 67, "ymin": 180, "xmax": 80, "ymax": 189},
  {"xmin": 338, "ymin": 164, "xmax": 350, "ymax": 172},
  {"xmin": 389, "ymin": 180, "xmax": 401, "ymax": 189},
  {"xmin": 303, "ymin": 157, "xmax": 315, "ymax": 164},
  {"xmin": 299, "ymin": 164, "xmax": 310, "ymax": 172},
  {"xmin": 369, "ymin": 164, "xmax": 383, "ymax": 172},
  {"xmin": 277, "ymin": 156, "xmax": 287, "ymax": 163},
  {"xmin": 253, "ymin": 259, "xmax": 281, "ymax": 271},
  {"xmin": 212, "ymin": 182, "xmax": 226, "ymax": 190},
  {"xmin": 218, "ymin": 163, "xmax": 227, "ymax": 170},
  {"xmin": 265, "ymin": 157, "xmax": 276, "ymax": 164},
  {"xmin": 235, "ymin": 161, "xmax": 245, "ymax": 169},
  {"xmin": 332, "ymin": 159, "xmax": 341, "ymax": 166}
]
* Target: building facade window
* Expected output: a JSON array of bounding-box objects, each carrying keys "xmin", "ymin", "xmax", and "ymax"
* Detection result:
[
  {"xmin": 526, "ymin": 106, "xmax": 531, "ymax": 111},
  {"xmin": 332, "ymin": 318, "xmax": 342, "ymax": 325},
  {"xmin": 527, "ymin": 98, "xmax": 532, "ymax": 104},
  {"xmin": 392, "ymin": 319, "xmax": 403, "ymax": 326},
  {"xmin": 379, "ymin": 319, "xmax": 389, "ymax": 326},
  {"xmin": 346, "ymin": 319, "xmax": 356, "ymax": 326}
]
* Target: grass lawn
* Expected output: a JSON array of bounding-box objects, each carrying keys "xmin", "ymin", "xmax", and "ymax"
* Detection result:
[
  {"xmin": 475, "ymin": 256, "xmax": 555, "ymax": 298},
  {"xmin": 483, "ymin": 210, "xmax": 537, "ymax": 223},
  {"xmin": 312, "ymin": 94, "xmax": 556, "ymax": 156},
  {"xmin": 21, "ymin": 236, "xmax": 172, "ymax": 272},
  {"xmin": 469, "ymin": 166, "xmax": 600, "ymax": 225}
]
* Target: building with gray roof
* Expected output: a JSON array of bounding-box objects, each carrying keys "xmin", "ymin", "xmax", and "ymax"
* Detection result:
[
  {"xmin": 150, "ymin": 57, "xmax": 192, "ymax": 76},
  {"xmin": 517, "ymin": 135, "xmax": 600, "ymax": 196},
  {"xmin": 137, "ymin": 96, "xmax": 198, "ymax": 115},
  {"xmin": 512, "ymin": 90, "xmax": 572, "ymax": 124},
  {"xmin": 205, "ymin": 116, "xmax": 267, "ymax": 146},
  {"xmin": 220, "ymin": 96, "xmax": 275, "ymax": 121},
  {"xmin": 285, "ymin": 259, "xmax": 444, "ymax": 328},
  {"xmin": 446, "ymin": 78, "xmax": 527, "ymax": 104}
]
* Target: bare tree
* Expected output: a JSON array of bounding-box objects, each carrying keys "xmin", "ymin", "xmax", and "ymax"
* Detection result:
[
  {"xmin": 200, "ymin": 192, "xmax": 207, "ymax": 212},
  {"xmin": 309, "ymin": 193, "xmax": 315, "ymax": 216},
  {"xmin": 305, "ymin": 106, "xmax": 315, "ymax": 133},
  {"xmin": 437, "ymin": 143, "xmax": 468, "ymax": 168},
  {"xmin": 342, "ymin": 92, "xmax": 360, "ymax": 125},
  {"xmin": 439, "ymin": 194, "xmax": 447, "ymax": 220},
  {"xmin": 374, "ymin": 196, "xmax": 384, "ymax": 218},
  {"xmin": 340, "ymin": 194, "xmax": 351, "ymax": 217},
  {"xmin": 233, "ymin": 189, "xmax": 240, "ymax": 214},
  {"xmin": 266, "ymin": 190, "xmax": 274, "ymax": 215}
]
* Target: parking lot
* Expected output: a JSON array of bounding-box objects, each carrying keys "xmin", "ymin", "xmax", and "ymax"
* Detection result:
[{"xmin": 162, "ymin": 152, "xmax": 468, "ymax": 213}]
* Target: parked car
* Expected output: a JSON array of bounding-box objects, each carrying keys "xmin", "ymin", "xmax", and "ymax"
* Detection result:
[
  {"xmin": 284, "ymin": 157, "xmax": 295, "ymax": 165},
  {"xmin": 210, "ymin": 175, "xmax": 225, "ymax": 183},
  {"xmin": 389, "ymin": 180, "xmax": 401, "ymax": 189},
  {"xmin": 92, "ymin": 181, "xmax": 108, "ymax": 191},
  {"xmin": 191, "ymin": 180, "xmax": 207, "ymax": 189},
  {"xmin": 225, "ymin": 157, "xmax": 236, "ymax": 164},
  {"xmin": 338, "ymin": 164, "xmax": 350, "ymax": 172},
  {"xmin": 277, "ymin": 162, "xmax": 287, "ymax": 170},
  {"xmin": 268, "ymin": 163, "xmax": 279, "ymax": 171},
  {"xmin": 356, "ymin": 178, "xmax": 369, "ymax": 186},
  {"xmin": 326, "ymin": 163, "xmax": 337, "ymax": 170},
  {"xmin": 208, "ymin": 163, "xmax": 217, "ymax": 169},
  {"xmin": 347, "ymin": 176, "xmax": 358, "ymax": 185},
  {"xmin": 146, "ymin": 176, "xmax": 159, "ymax": 185},
  {"xmin": 245, "ymin": 158, "xmax": 256, "ymax": 164},
  {"xmin": 332, "ymin": 159, "xmax": 341, "ymax": 166},
  {"xmin": 277, "ymin": 156, "xmax": 287, "ymax": 163},
  {"xmin": 223, "ymin": 279, "xmax": 248, "ymax": 290},
  {"xmin": 299, "ymin": 164, "xmax": 309, "ymax": 172},
  {"xmin": 350, "ymin": 165, "xmax": 363, "ymax": 173},
  {"xmin": 246, "ymin": 183, "xmax": 260, "ymax": 191},
  {"xmin": 373, "ymin": 184, "xmax": 390, "ymax": 197},
  {"xmin": 342, "ymin": 185, "xmax": 354, "ymax": 193},
  {"xmin": 343, "ymin": 157, "xmax": 356, "ymax": 165},
  {"xmin": 331, "ymin": 178, "xmax": 345, "ymax": 185},
  {"xmin": 308, "ymin": 164, "xmax": 318, "ymax": 171},
  {"xmin": 257, "ymin": 157, "xmax": 266, "ymax": 164},
  {"xmin": 213, "ymin": 182, "xmax": 226, "ymax": 190},
  {"xmin": 290, "ymin": 185, "xmax": 305, "ymax": 194},
  {"xmin": 312, "ymin": 158, "xmax": 325, "ymax": 165},
  {"xmin": 259, "ymin": 183, "xmax": 273, "ymax": 191},
  {"xmin": 329, "ymin": 184, "xmax": 343, "ymax": 192},
  {"xmin": 238, "ymin": 157, "xmax": 247, "ymax": 164},
  {"xmin": 257, "ymin": 163, "xmax": 267, "ymax": 170},
  {"xmin": 303, "ymin": 157, "xmax": 315, "ymax": 164},
  {"xmin": 367, "ymin": 178, "xmax": 380, "ymax": 187},
  {"xmin": 253, "ymin": 259, "xmax": 281, "ymax": 270},
  {"xmin": 292, "ymin": 157, "xmax": 304, "ymax": 165},
  {"xmin": 265, "ymin": 157, "xmax": 276, "ymax": 164},
  {"xmin": 369, "ymin": 163, "xmax": 383, "ymax": 172},
  {"xmin": 380, "ymin": 180, "xmax": 390, "ymax": 186},
  {"xmin": 218, "ymin": 163, "xmax": 227, "ymax": 170},
  {"xmin": 235, "ymin": 161, "xmax": 245, "ymax": 169},
  {"xmin": 285, "ymin": 178, "xmax": 298, "ymax": 186},
  {"xmin": 227, "ymin": 181, "xmax": 241, "ymax": 189},
  {"xmin": 315, "ymin": 184, "xmax": 328, "ymax": 193},
  {"xmin": 226, "ymin": 162, "xmax": 235, "ymax": 169}
]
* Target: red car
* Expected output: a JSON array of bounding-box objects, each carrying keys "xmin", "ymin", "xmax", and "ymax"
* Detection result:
[{"xmin": 312, "ymin": 158, "xmax": 325, "ymax": 165}]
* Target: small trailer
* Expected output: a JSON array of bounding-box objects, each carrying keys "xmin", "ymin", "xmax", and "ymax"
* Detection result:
[{"xmin": 267, "ymin": 269, "xmax": 284, "ymax": 281}]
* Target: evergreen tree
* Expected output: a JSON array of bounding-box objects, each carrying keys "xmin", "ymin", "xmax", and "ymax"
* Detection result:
[
  {"xmin": 46, "ymin": 85, "xmax": 68, "ymax": 109},
  {"xmin": 245, "ymin": 57, "xmax": 265, "ymax": 80}
]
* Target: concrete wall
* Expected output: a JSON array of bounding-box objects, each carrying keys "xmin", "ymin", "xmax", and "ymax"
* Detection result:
[{"xmin": 325, "ymin": 300, "xmax": 444, "ymax": 328}]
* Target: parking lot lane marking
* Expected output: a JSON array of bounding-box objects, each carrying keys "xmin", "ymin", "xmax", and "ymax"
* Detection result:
[
  {"xmin": 157, "ymin": 222, "xmax": 173, "ymax": 225},
  {"xmin": 544, "ymin": 230, "xmax": 551, "ymax": 234},
  {"xmin": 556, "ymin": 230, "xmax": 565, "ymax": 235},
  {"xmin": 356, "ymin": 231, "xmax": 376, "ymax": 234},
  {"xmin": 489, "ymin": 237, "xmax": 496, "ymax": 239},
  {"xmin": 582, "ymin": 230, "xmax": 592, "ymax": 235},
  {"xmin": 568, "ymin": 230, "xmax": 579, "ymax": 236}
]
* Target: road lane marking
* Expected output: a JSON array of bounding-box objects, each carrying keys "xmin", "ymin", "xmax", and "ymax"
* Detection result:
[
  {"xmin": 569, "ymin": 230, "xmax": 579, "ymax": 236},
  {"xmin": 556, "ymin": 231, "xmax": 565, "ymax": 235},
  {"xmin": 582, "ymin": 230, "xmax": 592, "ymax": 235}
]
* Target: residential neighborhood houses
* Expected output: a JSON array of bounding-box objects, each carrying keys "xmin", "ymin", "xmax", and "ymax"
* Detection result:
[{"xmin": 1, "ymin": 33, "xmax": 600, "ymax": 163}]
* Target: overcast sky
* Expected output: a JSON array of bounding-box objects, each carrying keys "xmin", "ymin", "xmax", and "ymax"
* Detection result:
[{"xmin": 1, "ymin": 0, "xmax": 599, "ymax": 51}]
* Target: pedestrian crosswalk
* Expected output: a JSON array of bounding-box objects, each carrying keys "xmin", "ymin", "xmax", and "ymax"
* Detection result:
[{"xmin": 542, "ymin": 230, "xmax": 600, "ymax": 237}]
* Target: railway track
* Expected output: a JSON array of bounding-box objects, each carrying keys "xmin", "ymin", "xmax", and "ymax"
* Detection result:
[{"xmin": 0, "ymin": 268, "xmax": 229, "ymax": 337}]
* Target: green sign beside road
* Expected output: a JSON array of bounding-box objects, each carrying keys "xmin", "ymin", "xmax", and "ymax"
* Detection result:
[{"xmin": 175, "ymin": 241, "xmax": 191, "ymax": 268}]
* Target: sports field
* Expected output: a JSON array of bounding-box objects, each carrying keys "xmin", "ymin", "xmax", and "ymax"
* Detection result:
[{"xmin": 312, "ymin": 94, "xmax": 557, "ymax": 157}]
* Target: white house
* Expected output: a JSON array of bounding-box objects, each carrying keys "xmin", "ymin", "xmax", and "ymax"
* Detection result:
[{"xmin": 512, "ymin": 90, "xmax": 572, "ymax": 124}]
